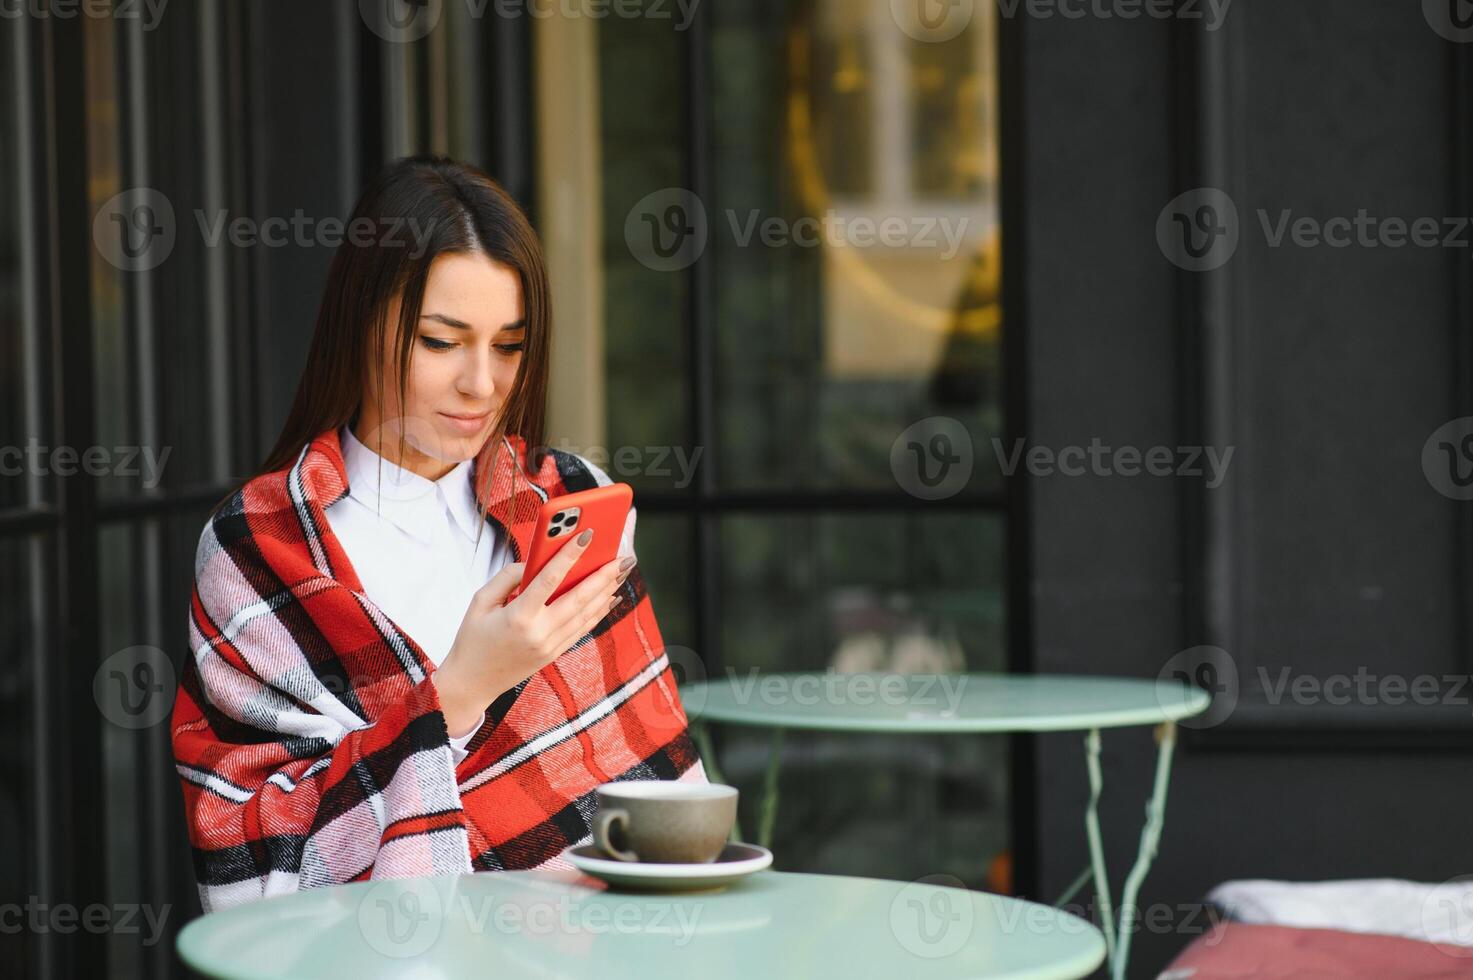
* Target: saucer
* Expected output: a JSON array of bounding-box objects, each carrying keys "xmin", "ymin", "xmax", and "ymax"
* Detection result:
[{"xmin": 563, "ymin": 842, "xmax": 773, "ymax": 892}]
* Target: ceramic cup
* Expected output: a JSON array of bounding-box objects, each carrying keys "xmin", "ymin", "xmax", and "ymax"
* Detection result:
[{"xmin": 591, "ymin": 780, "xmax": 738, "ymax": 864}]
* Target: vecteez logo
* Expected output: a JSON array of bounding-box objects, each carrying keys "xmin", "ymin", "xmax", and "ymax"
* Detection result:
[
  {"xmin": 94, "ymin": 187, "xmax": 177, "ymax": 272},
  {"xmin": 1158, "ymin": 646, "xmax": 1239, "ymax": 729},
  {"xmin": 1424, "ymin": 0, "xmax": 1473, "ymax": 43},
  {"xmin": 891, "ymin": 417, "xmax": 975, "ymax": 500},
  {"xmin": 1423, "ymin": 417, "xmax": 1473, "ymax": 500},
  {"xmin": 1156, "ymin": 188, "xmax": 1240, "ymax": 272},
  {"xmin": 359, "ymin": 0, "xmax": 442, "ymax": 43},
  {"xmin": 1157, "ymin": 187, "xmax": 1473, "ymax": 272},
  {"xmin": 891, "ymin": 0, "xmax": 1233, "ymax": 43},
  {"xmin": 624, "ymin": 188, "xmax": 709, "ymax": 273}
]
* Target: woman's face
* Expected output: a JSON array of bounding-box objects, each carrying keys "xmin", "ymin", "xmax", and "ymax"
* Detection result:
[{"xmin": 354, "ymin": 251, "xmax": 526, "ymax": 480}]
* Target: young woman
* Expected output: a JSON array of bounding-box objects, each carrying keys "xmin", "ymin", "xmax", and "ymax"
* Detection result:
[{"xmin": 171, "ymin": 156, "xmax": 707, "ymax": 912}]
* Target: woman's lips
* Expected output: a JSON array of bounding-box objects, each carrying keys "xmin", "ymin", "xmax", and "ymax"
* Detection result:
[{"xmin": 439, "ymin": 411, "xmax": 491, "ymax": 434}]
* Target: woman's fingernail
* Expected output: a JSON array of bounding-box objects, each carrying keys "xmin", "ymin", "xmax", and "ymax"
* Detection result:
[
  {"xmin": 577, "ymin": 529, "xmax": 593, "ymax": 546},
  {"xmin": 619, "ymin": 556, "xmax": 636, "ymax": 572},
  {"xmin": 609, "ymin": 595, "xmax": 620, "ymax": 609}
]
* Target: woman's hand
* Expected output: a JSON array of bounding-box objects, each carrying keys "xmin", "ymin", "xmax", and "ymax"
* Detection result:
[{"xmin": 431, "ymin": 528, "xmax": 635, "ymax": 739}]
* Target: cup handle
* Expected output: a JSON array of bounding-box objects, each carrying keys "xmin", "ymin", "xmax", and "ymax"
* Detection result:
[{"xmin": 592, "ymin": 808, "xmax": 640, "ymax": 862}]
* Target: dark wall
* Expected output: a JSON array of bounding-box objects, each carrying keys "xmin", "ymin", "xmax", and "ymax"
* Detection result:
[{"xmin": 1019, "ymin": 2, "xmax": 1473, "ymax": 974}]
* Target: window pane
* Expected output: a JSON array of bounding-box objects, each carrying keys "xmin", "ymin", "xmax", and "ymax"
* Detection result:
[
  {"xmin": 719, "ymin": 512, "xmax": 1006, "ymax": 674},
  {"xmin": 719, "ymin": 726, "xmax": 1009, "ymax": 886},
  {"xmin": 628, "ymin": 512, "xmax": 693, "ymax": 653},
  {"xmin": 85, "ymin": 11, "xmax": 136, "ymax": 502},
  {"xmin": 99, "ymin": 508, "xmax": 208, "ymax": 978},
  {"xmin": 716, "ymin": 511, "xmax": 1008, "ymax": 885},
  {"xmin": 586, "ymin": 0, "xmax": 1010, "ymax": 894},
  {"xmin": 88, "ymin": 6, "xmax": 237, "ymax": 501},
  {"xmin": 599, "ymin": 8, "xmax": 690, "ymax": 494},
  {"xmin": 710, "ymin": 1, "xmax": 1002, "ymax": 494},
  {"xmin": 909, "ymin": 23, "xmax": 995, "ymax": 199},
  {"xmin": 97, "ymin": 521, "xmax": 145, "ymax": 979},
  {"xmin": 0, "ymin": 536, "xmax": 44, "ymax": 970}
]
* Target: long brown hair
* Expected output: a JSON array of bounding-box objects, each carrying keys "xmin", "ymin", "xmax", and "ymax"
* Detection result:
[{"xmin": 226, "ymin": 155, "xmax": 551, "ymax": 514}]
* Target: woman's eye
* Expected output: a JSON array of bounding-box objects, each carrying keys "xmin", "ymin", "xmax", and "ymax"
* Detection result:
[{"xmin": 419, "ymin": 335, "xmax": 521, "ymax": 354}]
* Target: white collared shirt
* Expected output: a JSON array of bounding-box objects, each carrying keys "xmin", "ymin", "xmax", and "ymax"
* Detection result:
[{"xmin": 325, "ymin": 424, "xmax": 508, "ymax": 762}]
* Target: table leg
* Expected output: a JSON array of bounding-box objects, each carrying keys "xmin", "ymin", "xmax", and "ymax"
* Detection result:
[
  {"xmin": 1111, "ymin": 722, "xmax": 1178, "ymax": 980},
  {"xmin": 1082, "ymin": 728, "xmax": 1118, "ymax": 969},
  {"xmin": 1051, "ymin": 865, "xmax": 1094, "ymax": 908},
  {"xmin": 690, "ymin": 720, "xmax": 745, "ymax": 843},
  {"xmin": 757, "ymin": 728, "xmax": 785, "ymax": 850},
  {"xmin": 1080, "ymin": 723, "xmax": 1182, "ymax": 980}
]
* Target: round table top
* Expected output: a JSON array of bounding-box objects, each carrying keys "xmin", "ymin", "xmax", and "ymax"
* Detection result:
[
  {"xmin": 177, "ymin": 868, "xmax": 1106, "ymax": 980},
  {"xmin": 679, "ymin": 672, "xmax": 1210, "ymax": 733}
]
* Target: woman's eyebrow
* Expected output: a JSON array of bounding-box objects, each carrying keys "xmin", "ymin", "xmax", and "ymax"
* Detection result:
[
  {"xmin": 420, "ymin": 313, "xmax": 527, "ymax": 332},
  {"xmin": 421, "ymin": 312, "xmax": 473, "ymax": 330}
]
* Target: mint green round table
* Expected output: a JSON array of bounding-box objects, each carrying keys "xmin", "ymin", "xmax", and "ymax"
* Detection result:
[
  {"xmin": 680, "ymin": 672, "xmax": 1210, "ymax": 980},
  {"xmin": 176, "ymin": 867, "xmax": 1106, "ymax": 979}
]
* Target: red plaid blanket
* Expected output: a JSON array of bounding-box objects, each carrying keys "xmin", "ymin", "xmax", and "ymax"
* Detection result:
[{"xmin": 172, "ymin": 427, "xmax": 707, "ymax": 911}]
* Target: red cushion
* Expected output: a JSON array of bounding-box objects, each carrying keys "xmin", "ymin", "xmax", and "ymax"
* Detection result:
[{"xmin": 1165, "ymin": 922, "xmax": 1472, "ymax": 978}]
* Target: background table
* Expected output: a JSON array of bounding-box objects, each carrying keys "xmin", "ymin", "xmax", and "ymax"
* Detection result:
[
  {"xmin": 177, "ymin": 868, "xmax": 1106, "ymax": 980},
  {"xmin": 680, "ymin": 672, "xmax": 1210, "ymax": 980}
]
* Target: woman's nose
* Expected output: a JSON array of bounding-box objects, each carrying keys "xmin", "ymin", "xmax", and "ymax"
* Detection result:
[{"xmin": 458, "ymin": 349, "xmax": 496, "ymax": 398}]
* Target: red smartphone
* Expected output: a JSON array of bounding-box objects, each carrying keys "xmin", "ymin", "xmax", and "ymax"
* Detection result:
[{"xmin": 510, "ymin": 483, "xmax": 633, "ymax": 605}]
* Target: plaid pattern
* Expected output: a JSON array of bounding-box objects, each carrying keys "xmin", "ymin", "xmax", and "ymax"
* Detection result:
[{"xmin": 172, "ymin": 427, "xmax": 707, "ymax": 912}]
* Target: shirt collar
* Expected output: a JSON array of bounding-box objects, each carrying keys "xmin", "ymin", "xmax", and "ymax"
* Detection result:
[{"xmin": 338, "ymin": 424, "xmax": 485, "ymax": 545}]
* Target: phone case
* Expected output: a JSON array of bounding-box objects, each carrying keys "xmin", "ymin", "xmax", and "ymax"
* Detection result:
[{"xmin": 512, "ymin": 482, "xmax": 633, "ymax": 605}]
